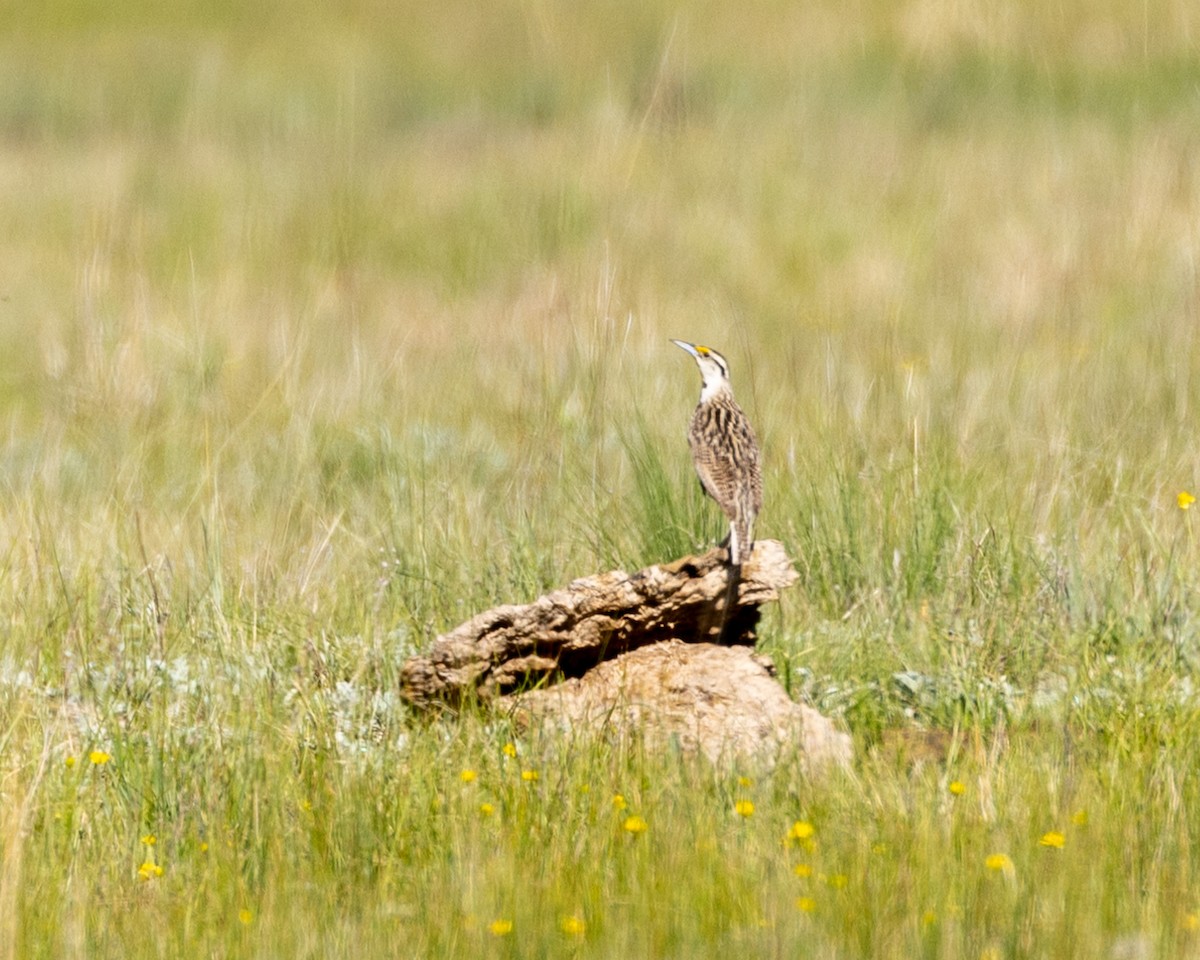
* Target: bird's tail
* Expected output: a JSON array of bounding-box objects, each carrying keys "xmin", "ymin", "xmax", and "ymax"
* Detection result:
[
  {"xmin": 713, "ymin": 512, "xmax": 754, "ymax": 643},
  {"xmin": 728, "ymin": 511, "xmax": 755, "ymax": 568}
]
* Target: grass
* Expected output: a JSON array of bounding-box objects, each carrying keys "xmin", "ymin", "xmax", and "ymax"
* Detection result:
[{"xmin": 3, "ymin": 0, "xmax": 1200, "ymax": 956}]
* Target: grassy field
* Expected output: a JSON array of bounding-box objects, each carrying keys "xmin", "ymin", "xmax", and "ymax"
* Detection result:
[{"xmin": 4, "ymin": 0, "xmax": 1200, "ymax": 956}]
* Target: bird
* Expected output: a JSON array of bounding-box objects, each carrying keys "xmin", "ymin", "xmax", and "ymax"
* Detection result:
[{"xmin": 671, "ymin": 340, "xmax": 763, "ymax": 567}]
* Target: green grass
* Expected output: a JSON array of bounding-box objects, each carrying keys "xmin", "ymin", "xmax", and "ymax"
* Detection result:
[{"xmin": 4, "ymin": 0, "xmax": 1200, "ymax": 956}]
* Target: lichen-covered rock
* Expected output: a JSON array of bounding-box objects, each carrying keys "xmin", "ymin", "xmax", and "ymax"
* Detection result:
[{"xmin": 506, "ymin": 640, "xmax": 851, "ymax": 771}]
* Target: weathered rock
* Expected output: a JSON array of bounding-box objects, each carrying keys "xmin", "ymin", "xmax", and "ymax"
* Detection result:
[
  {"xmin": 400, "ymin": 540, "xmax": 798, "ymax": 709},
  {"xmin": 506, "ymin": 640, "xmax": 852, "ymax": 771}
]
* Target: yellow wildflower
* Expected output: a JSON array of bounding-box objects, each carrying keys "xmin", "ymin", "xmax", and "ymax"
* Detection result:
[
  {"xmin": 1179, "ymin": 491, "xmax": 1196, "ymax": 511},
  {"xmin": 489, "ymin": 919, "xmax": 513, "ymax": 937},
  {"xmin": 734, "ymin": 799, "xmax": 755, "ymax": 818},
  {"xmin": 89, "ymin": 751, "xmax": 111, "ymax": 766},
  {"xmin": 985, "ymin": 853, "xmax": 1014, "ymax": 873},
  {"xmin": 737, "ymin": 776, "xmax": 753, "ymax": 788},
  {"xmin": 921, "ymin": 910, "xmax": 937, "ymax": 927},
  {"xmin": 460, "ymin": 769, "xmax": 477, "ymax": 783},
  {"xmin": 520, "ymin": 769, "xmax": 539, "ymax": 782},
  {"xmin": 238, "ymin": 909, "xmax": 253, "ymax": 925},
  {"xmin": 612, "ymin": 794, "xmax": 627, "ymax": 810},
  {"xmin": 479, "ymin": 803, "xmax": 495, "ymax": 817},
  {"xmin": 137, "ymin": 861, "xmax": 164, "ymax": 880},
  {"xmin": 795, "ymin": 896, "xmax": 816, "ymax": 913},
  {"xmin": 948, "ymin": 780, "xmax": 966, "ymax": 795},
  {"xmin": 141, "ymin": 834, "xmax": 156, "ymax": 847},
  {"xmin": 1039, "ymin": 831, "xmax": 1065, "ymax": 849},
  {"xmin": 623, "ymin": 815, "xmax": 648, "ymax": 835},
  {"xmin": 788, "ymin": 821, "xmax": 815, "ymax": 841},
  {"xmin": 560, "ymin": 915, "xmax": 586, "ymax": 937},
  {"xmin": 793, "ymin": 863, "xmax": 813, "ymax": 878},
  {"xmin": 199, "ymin": 842, "xmax": 209, "ymax": 853},
  {"xmin": 1182, "ymin": 913, "xmax": 1200, "ymax": 932},
  {"xmin": 827, "ymin": 873, "xmax": 848, "ymax": 889},
  {"xmin": 65, "ymin": 756, "xmax": 76, "ymax": 768},
  {"xmin": 1071, "ymin": 810, "xmax": 1088, "ymax": 827},
  {"xmin": 502, "ymin": 742, "xmax": 517, "ymax": 758}
]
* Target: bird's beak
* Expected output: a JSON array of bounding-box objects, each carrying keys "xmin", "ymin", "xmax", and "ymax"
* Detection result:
[{"xmin": 671, "ymin": 339, "xmax": 700, "ymax": 359}]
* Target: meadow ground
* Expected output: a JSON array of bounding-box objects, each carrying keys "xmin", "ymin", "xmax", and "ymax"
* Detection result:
[{"xmin": 3, "ymin": 1, "xmax": 1200, "ymax": 956}]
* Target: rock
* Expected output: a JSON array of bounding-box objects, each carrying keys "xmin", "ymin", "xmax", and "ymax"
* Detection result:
[
  {"xmin": 399, "ymin": 540, "xmax": 799, "ymax": 709},
  {"xmin": 506, "ymin": 640, "xmax": 851, "ymax": 771}
]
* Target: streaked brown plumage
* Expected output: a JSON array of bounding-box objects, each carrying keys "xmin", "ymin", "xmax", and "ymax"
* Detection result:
[{"xmin": 671, "ymin": 340, "xmax": 763, "ymax": 566}]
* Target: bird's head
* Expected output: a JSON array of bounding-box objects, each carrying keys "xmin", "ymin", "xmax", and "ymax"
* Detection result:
[{"xmin": 671, "ymin": 339, "xmax": 732, "ymax": 401}]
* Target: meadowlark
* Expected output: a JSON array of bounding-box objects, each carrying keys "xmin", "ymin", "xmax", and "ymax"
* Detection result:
[{"xmin": 671, "ymin": 340, "xmax": 763, "ymax": 566}]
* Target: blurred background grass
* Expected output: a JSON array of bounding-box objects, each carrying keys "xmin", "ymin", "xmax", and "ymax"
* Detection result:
[{"xmin": 3, "ymin": 0, "xmax": 1200, "ymax": 956}]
